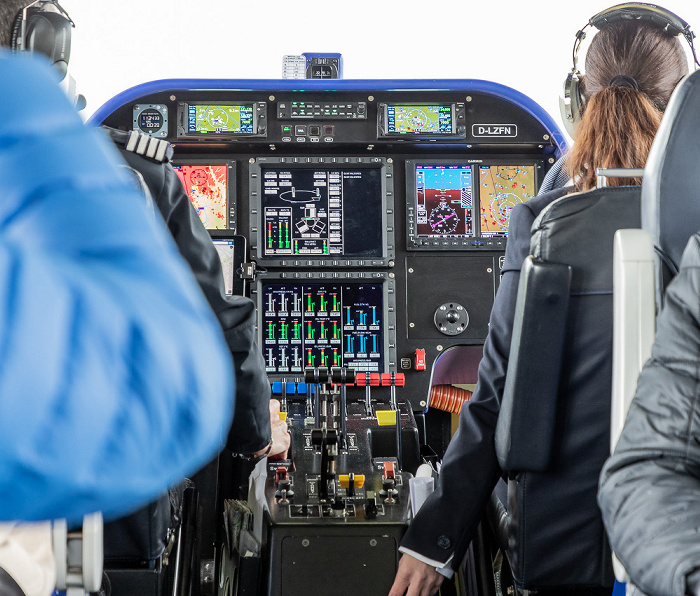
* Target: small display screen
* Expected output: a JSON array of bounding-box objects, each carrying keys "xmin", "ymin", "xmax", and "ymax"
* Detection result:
[
  {"xmin": 138, "ymin": 108, "xmax": 164, "ymax": 133},
  {"xmin": 386, "ymin": 104, "xmax": 453, "ymax": 135},
  {"xmin": 261, "ymin": 282, "xmax": 384, "ymax": 374},
  {"xmin": 478, "ymin": 165, "xmax": 536, "ymax": 237},
  {"xmin": 173, "ymin": 164, "xmax": 228, "ymax": 230},
  {"xmin": 187, "ymin": 104, "xmax": 254, "ymax": 134},
  {"xmin": 261, "ymin": 167, "xmax": 383, "ymax": 258},
  {"xmin": 212, "ymin": 238, "xmax": 235, "ymax": 296},
  {"xmin": 415, "ymin": 164, "xmax": 474, "ymax": 238}
]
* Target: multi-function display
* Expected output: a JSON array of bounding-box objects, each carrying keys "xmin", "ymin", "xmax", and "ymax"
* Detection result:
[
  {"xmin": 173, "ymin": 163, "xmax": 230, "ymax": 230},
  {"xmin": 477, "ymin": 165, "xmax": 536, "ymax": 237},
  {"xmin": 188, "ymin": 104, "xmax": 254, "ymax": 135},
  {"xmin": 406, "ymin": 160, "xmax": 540, "ymax": 249},
  {"xmin": 386, "ymin": 104, "xmax": 454, "ymax": 135}
]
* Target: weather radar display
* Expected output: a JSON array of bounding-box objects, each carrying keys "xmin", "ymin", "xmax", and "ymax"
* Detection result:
[
  {"xmin": 414, "ymin": 164, "xmax": 474, "ymax": 238},
  {"xmin": 173, "ymin": 164, "xmax": 228, "ymax": 229},
  {"xmin": 188, "ymin": 104, "xmax": 254, "ymax": 134},
  {"xmin": 386, "ymin": 104, "xmax": 453, "ymax": 135},
  {"xmin": 479, "ymin": 165, "xmax": 536, "ymax": 236}
]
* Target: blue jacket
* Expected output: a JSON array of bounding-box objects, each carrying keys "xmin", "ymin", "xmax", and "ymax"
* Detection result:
[{"xmin": 0, "ymin": 53, "xmax": 234, "ymax": 524}]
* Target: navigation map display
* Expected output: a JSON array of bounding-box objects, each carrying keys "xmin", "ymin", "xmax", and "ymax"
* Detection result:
[
  {"xmin": 187, "ymin": 103, "xmax": 254, "ymax": 135},
  {"xmin": 173, "ymin": 164, "xmax": 230, "ymax": 229},
  {"xmin": 479, "ymin": 165, "xmax": 536, "ymax": 237},
  {"xmin": 385, "ymin": 104, "xmax": 453, "ymax": 135},
  {"xmin": 260, "ymin": 281, "xmax": 384, "ymax": 374},
  {"xmin": 260, "ymin": 166, "xmax": 384, "ymax": 259},
  {"xmin": 414, "ymin": 164, "xmax": 474, "ymax": 238}
]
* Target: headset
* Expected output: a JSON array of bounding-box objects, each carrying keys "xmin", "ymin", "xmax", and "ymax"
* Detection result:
[
  {"xmin": 11, "ymin": 0, "xmax": 74, "ymax": 78},
  {"xmin": 559, "ymin": 2, "xmax": 700, "ymax": 138}
]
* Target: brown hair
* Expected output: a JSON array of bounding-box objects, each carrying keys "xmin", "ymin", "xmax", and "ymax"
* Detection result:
[{"xmin": 566, "ymin": 22, "xmax": 688, "ymax": 191}]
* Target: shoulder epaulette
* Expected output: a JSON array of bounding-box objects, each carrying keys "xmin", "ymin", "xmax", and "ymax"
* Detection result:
[{"xmin": 124, "ymin": 130, "xmax": 174, "ymax": 164}]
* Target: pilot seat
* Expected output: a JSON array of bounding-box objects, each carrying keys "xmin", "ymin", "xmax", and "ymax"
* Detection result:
[{"xmin": 489, "ymin": 176, "xmax": 642, "ymax": 591}]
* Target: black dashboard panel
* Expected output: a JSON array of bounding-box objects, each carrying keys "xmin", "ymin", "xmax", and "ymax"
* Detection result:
[{"xmin": 96, "ymin": 79, "xmax": 563, "ymax": 411}]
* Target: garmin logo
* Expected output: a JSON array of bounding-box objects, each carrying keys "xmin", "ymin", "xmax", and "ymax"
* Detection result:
[{"xmin": 472, "ymin": 124, "xmax": 518, "ymax": 137}]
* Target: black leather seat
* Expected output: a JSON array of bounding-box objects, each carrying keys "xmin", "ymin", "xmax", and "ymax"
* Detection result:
[
  {"xmin": 641, "ymin": 69, "xmax": 700, "ymax": 301},
  {"xmin": 492, "ymin": 184, "xmax": 642, "ymax": 591}
]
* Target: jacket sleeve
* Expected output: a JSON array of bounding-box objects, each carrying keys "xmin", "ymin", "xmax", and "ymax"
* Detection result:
[
  {"xmin": 0, "ymin": 53, "xmax": 234, "ymax": 524},
  {"xmin": 599, "ymin": 233, "xmax": 700, "ymax": 596},
  {"xmin": 127, "ymin": 155, "xmax": 271, "ymax": 455},
  {"xmin": 399, "ymin": 200, "xmax": 541, "ymax": 564}
]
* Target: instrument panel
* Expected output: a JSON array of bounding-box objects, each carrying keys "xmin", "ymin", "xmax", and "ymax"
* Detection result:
[{"xmin": 94, "ymin": 79, "xmax": 563, "ymax": 411}]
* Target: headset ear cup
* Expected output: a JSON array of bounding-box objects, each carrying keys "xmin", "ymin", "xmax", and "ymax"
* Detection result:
[
  {"xmin": 559, "ymin": 71, "xmax": 584, "ymax": 138},
  {"xmin": 24, "ymin": 11, "xmax": 72, "ymax": 74}
]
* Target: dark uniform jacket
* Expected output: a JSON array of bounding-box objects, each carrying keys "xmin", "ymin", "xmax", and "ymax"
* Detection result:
[
  {"xmin": 400, "ymin": 187, "xmax": 568, "ymax": 566},
  {"xmin": 104, "ymin": 127, "xmax": 271, "ymax": 455},
  {"xmin": 599, "ymin": 233, "xmax": 700, "ymax": 596}
]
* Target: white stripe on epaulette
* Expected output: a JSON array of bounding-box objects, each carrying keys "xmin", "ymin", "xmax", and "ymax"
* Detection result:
[{"xmin": 125, "ymin": 131, "xmax": 171, "ymax": 163}]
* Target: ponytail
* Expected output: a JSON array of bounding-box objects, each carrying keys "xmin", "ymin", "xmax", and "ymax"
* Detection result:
[{"xmin": 566, "ymin": 86, "xmax": 662, "ymax": 191}]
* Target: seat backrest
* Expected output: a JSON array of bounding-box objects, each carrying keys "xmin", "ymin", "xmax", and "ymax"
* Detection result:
[
  {"xmin": 496, "ymin": 185, "xmax": 641, "ymax": 590},
  {"xmin": 609, "ymin": 65, "xmax": 700, "ymax": 588},
  {"xmin": 642, "ymin": 69, "xmax": 700, "ymax": 306}
]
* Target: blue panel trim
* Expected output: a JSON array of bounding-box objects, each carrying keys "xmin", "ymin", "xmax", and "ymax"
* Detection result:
[{"xmin": 89, "ymin": 78, "xmax": 567, "ymax": 156}]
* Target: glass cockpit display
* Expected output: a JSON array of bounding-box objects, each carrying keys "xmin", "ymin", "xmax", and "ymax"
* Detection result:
[
  {"xmin": 261, "ymin": 282, "xmax": 384, "ymax": 374},
  {"xmin": 173, "ymin": 163, "xmax": 230, "ymax": 230},
  {"xmin": 386, "ymin": 105, "xmax": 453, "ymax": 135},
  {"xmin": 478, "ymin": 165, "xmax": 536, "ymax": 237},
  {"xmin": 188, "ymin": 104, "xmax": 254, "ymax": 135},
  {"xmin": 261, "ymin": 166, "xmax": 383, "ymax": 258},
  {"xmin": 415, "ymin": 164, "xmax": 474, "ymax": 238}
]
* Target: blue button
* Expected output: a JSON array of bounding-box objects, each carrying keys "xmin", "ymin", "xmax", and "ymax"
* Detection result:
[
  {"xmin": 271, "ymin": 382, "xmax": 283, "ymax": 394},
  {"xmin": 285, "ymin": 382, "xmax": 296, "ymax": 394}
]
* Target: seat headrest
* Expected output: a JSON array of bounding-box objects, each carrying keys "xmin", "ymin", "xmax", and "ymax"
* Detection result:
[{"xmin": 642, "ymin": 70, "xmax": 700, "ymax": 299}]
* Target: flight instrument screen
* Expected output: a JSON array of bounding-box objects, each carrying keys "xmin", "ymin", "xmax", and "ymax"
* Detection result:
[
  {"xmin": 385, "ymin": 104, "xmax": 454, "ymax": 135},
  {"xmin": 261, "ymin": 166, "xmax": 384, "ymax": 258},
  {"xmin": 261, "ymin": 281, "xmax": 385, "ymax": 374},
  {"xmin": 414, "ymin": 163, "xmax": 474, "ymax": 238},
  {"xmin": 173, "ymin": 163, "xmax": 230, "ymax": 230},
  {"xmin": 478, "ymin": 165, "xmax": 536, "ymax": 237},
  {"xmin": 187, "ymin": 103, "xmax": 255, "ymax": 135}
]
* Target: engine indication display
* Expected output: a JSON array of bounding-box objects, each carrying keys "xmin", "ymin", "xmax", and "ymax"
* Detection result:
[
  {"xmin": 415, "ymin": 164, "xmax": 474, "ymax": 238},
  {"xmin": 261, "ymin": 282, "xmax": 384, "ymax": 374},
  {"xmin": 260, "ymin": 166, "xmax": 383, "ymax": 259}
]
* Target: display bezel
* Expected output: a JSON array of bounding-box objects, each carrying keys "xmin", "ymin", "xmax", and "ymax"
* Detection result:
[
  {"xmin": 248, "ymin": 156, "xmax": 395, "ymax": 267},
  {"xmin": 176, "ymin": 101, "xmax": 267, "ymax": 139},
  {"xmin": 171, "ymin": 158, "xmax": 237, "ymax": 231},
  {"xmin": 253, "ymin": 271, "xmax": 396, "ymax": 380},
  {"xmin": 378, "ymin": 102, "xmax": 466, "ymax": 140},
  {"xmin": 405, "ymin": 157, "xmax": 545, "ymax": 250}
]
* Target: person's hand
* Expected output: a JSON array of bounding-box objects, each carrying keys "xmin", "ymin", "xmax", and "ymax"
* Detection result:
[
  {"xmin": 268, "ymin": 399, "xmax": 290, "ymax": 459},
  {"xmin": 388, "ymin": 553, "xmax": 444, "ymax": 596}
]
